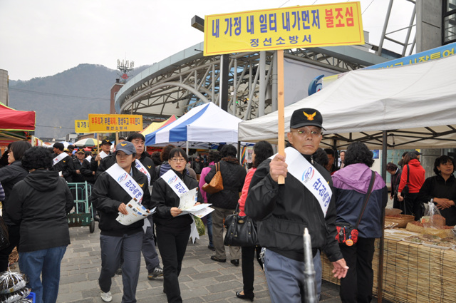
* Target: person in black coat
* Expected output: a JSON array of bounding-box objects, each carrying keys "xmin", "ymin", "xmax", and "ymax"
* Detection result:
[
  {"xmin": 91, "ymin": 141, "xmax": 153, "ymax": 303},
  {"xmin": 51, "ymin": 142, "xmax": 73, "ymax": 182},
  {"xmin": 6, "ymin": 146, "xmax": 74, "ymax": 303},
  {"xmin": 387, "ymin": 162, "xmax": 402, "ymax": 209},
  {"xmin": 152, "ymin": 148, "xmax": 203, "ymax": 303},
  {"xmin": 127, "ymin": 132, "xmax": 162, "ymax": 280},
  {"xmin": 0, "ymin": 140, "xmax": 31, "ymax": 271},
  {"xmin": 205, "ymin": 144, "xmax": 246, "ymax": 266},
  {"xmin": 418, "ymin": 155, "xmax": 456, "ymax": 226},
  {"xmin": 72, "ymin": 150, "xmax": 88, "ymax": 183}
]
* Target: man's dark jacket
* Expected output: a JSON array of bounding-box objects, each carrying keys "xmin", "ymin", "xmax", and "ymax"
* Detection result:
[
  {"xmin": 91, "ymin": 165, "xmax": 153, "ymax": 237},
  {"xmin": 6, "ymin": 170, "xmax": 74, "ymax": 252},
  {"xmin": 245, "ymin": 154, "xmax": 343, "ymax": 263},
  {"xmin": 72, "ymin": 158, "xmax": 89, "ymax": 183},
  {"xmin": 205, "ymin": 158, "xmax": 246, "ymax": 209},
  {"xmin": 153, "ymin": 169, "xmax": 203, "ymax": 232},
  {"xmin": 52, "ymin": 153, "xmax": 73, "ymax": 182},
  {"xmin": 0, "ymin": 161, "xmax": 29, "ymax": 225}
]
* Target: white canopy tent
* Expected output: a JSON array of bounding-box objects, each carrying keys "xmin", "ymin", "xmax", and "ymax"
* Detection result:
[
  {"xmin": 238, "ymin": 54, "xmax": 456, "ymax": 150},
  {"xmin": 145, "ymin": 102, "xmax": 242, "ymax": 148}
]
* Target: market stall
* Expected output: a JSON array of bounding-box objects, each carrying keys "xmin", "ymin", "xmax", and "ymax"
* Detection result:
[
  {"xmin": 0, "ymin": 103, "xmax": 36, "ymax": 151},
  {"xmin": 238, "ymin": 54, "xmax": 456, "ymax": 149},
  {"xmin": 145, "ymin": 102, "xmax": 242, "ymax": 149},
  {"xmin": 237, "ymin": 54, "xmax": 456, "ymax": 302},
  {"xmin": 321, "ymin": 230, "xmax": 456, "ymax": 303}
]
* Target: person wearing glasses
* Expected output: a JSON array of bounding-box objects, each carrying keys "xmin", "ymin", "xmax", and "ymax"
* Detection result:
[
  {"xmin": 245, "ymin": 108, "xmax": 347, "ymax": 303},
  {"xmin": 152, "ymin": 148, "xmax": 203, "ymax": 303}
]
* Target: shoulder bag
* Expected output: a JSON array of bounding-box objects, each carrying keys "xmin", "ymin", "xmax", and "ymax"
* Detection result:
[
  {"xmin": 401, "ymin": 164, "xmax": 410, "ymax": 196},
  {"xmin": 224, "ymin": 204, "xmax": 257, "ymax": 247},
  {"xmin": 335, "ymin": 171, "xmax": 375, "ymax": 246},
  {"xmin": 202, "ymin": 162, "xmax": 224, "ymax": 194}
]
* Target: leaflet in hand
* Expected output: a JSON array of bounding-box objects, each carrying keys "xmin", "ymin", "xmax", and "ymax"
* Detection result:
[
  {"xmin": 178, "ymin": 188, "xmax": 198, "ymax": 210},
  {"xmin": 180, "ymin": 204, "xmax": 214, "ymax": 218},
  {"xmin": 116, "ymin": 198, "xmax": 155, "ymax": 226},
  {"xmin": 99, "ymin": 151, "xmax": 109, "ymax": 159}
]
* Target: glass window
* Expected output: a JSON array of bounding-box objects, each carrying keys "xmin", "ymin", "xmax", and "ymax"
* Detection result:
[
  {"xmin": 444, "ymin": 14, "xmax": 456, "ymax": 43},
  {"xmin": 447, "ymin": 0, "xmax": 456, "ymax": 12}
]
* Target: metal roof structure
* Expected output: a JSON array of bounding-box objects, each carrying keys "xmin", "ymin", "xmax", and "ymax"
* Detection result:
[{"xmin": 114, "ymin": 40, "xmax": 390, "ymax": 121}]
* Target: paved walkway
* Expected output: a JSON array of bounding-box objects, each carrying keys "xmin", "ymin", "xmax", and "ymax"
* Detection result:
[{"xmin": 57, "ymin": 224, "xmax": 345, "ymax": 303}]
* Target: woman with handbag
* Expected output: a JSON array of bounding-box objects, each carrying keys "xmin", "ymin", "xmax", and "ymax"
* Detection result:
[
  {"xmin": 152, "ymin": 148, "xmax": 203, "ymax": 303},
  {"xmin": 198, "ymin": 150, "xmax": 221, "ymax": 251},
  {"xmin": 397, "ymin": 152, "xmax": 425, "ymax": 220},
  {"xmin": 332, "ymin": 142, "xmax": 387, "ymax": 303},
  {"xmin": 206, "ymin": 144, "xmax": 246, "ymax": 266},
  {"xmin": 235, "ymin": 141, "xmax": 273, "ymax": 301}
]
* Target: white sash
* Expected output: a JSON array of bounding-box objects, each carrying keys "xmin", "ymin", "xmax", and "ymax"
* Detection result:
[
  {"xmin": 161, "ymin": 169, "xmax": 189, "ymax": 197},
  {"xmin": 52, "ymin": 153, "xmax": 67, "ymax": 166},
  {"xmin": 99, "ymin": 151, "xmax": 109, "ymax": 159},
  {"xmin": 272, "ymin": 147, "xmax": 332, "ymax": 217},
  {"xmin": 135, "ymin": 159, "xmax": 151, "ymax": 185},
  {"xmin": 106, "ymin": 163, "xmax": 144, "ymax": 202}
]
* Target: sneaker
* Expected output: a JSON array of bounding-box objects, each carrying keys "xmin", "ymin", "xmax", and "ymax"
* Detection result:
[
  {"xmin": 115, "ymin": 267, "xmax": 122, "ymax": 275},
  {"xmin": 148, "ymin": 266, "xmax": 164, "ymax": 280},
  {"xmin": 101, "ymin": 291, "xmax": 112, "ymax": 302}
]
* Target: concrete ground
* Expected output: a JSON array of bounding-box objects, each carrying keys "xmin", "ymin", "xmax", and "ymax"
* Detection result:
[{"xmin": 56, "ymin": 224, "xmax": 349, "ymax": 303}]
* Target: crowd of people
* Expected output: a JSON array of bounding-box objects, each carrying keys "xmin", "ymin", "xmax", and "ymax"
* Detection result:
[{"xmin": 0, "ymin": 107, "xmax": 455, "ymax": 303}]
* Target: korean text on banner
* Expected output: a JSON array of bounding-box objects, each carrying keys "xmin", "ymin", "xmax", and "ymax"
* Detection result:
[
  {"xmin": 88, "ymin": 114, "xmax": 143, "ymax": 132},
  {"xmin": 75, "ymin": 120, "xmax": 90, "ymax": 133},
  {"xmin": 204, "ymin": 2, "xmax": 364, "ymax": 56}
]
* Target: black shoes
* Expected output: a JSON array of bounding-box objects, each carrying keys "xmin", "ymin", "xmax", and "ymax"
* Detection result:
[
  {"xmin": 211, "ymin": 256, "xmax": 226, "ymax": 262},
  {"xmin": 236, "ymin": 291, "xmax": 254, "ymax": 301},
  {"xmin": 231, "ymin": 259, "xmax": 239, "ymax": 266},
  {"xmin": 208, "ymin": 245, "xmax": 215, "ymax": 251}
]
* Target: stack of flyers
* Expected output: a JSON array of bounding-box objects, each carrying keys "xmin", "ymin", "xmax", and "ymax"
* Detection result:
[
  {"xmin": 178, "ymin": 188, "xmax": 198, "ymax": 210},
  {"xmin": 116, "ymin": 198, "xmax": 156, "ymax": 226}
]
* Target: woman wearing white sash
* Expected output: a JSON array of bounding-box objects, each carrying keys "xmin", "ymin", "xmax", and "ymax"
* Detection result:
[
  {"xmin": 152, "ymin": 148, "xmax": 203, "ymax": 303},
  {"xmin": 91, "ymin": 141, "xmax": 153, "ymax": 303}
]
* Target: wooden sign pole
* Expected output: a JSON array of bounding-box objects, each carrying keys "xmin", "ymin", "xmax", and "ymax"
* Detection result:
[
  {"xmin": 116, "ymin": 132, "xmax": 119, "ymax": 145},
  {"xmin": 97, "ymin": 133, "xmax": 101, "ymax": 166},
  {"xmin": 277, "ymin": 50, "xmax": 285, "ymax": 185}
]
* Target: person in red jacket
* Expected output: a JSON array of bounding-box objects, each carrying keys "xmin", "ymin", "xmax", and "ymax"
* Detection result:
[{"xmin": 397, "ymin": 152, "xmax": 426, "ymax": 220}]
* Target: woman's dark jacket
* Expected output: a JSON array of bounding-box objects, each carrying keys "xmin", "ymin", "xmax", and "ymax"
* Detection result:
[
  {"xmin": 332, "ymin": 163, "xmax": 388, "ymax": 238},
  {"xmin": 245, "ymin": 155, "xmax": 342, "ymax": 263},
  {"xmin": 418, "ymin": 174, "xmax": 456, "ymax": 226},
  {"xmin": 91, "ymin": 165, "xmax": 153, "ymax": 237},
  {"xmin": 205, "ymin": 158, "xmax": 246, "ymax": 209},
  {"xmin": 153, "ymin": 169, "xmax": 203, "ymax": 232},
  {"xmin": 0, "ymin": 160, "xmax": 28, "ymax": 225},
  {"xmin": 6, "ymin": 170, "xmax": 74, "ymax": 252}
]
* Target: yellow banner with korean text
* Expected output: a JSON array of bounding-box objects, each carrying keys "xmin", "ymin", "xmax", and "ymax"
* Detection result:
[
  {"xmin": 204, "ymin": 2, "xmax": 364, "ymax": 56},
  {"xmin": 88, "ymin": 114, "xmax": 143, "ymax": 132},
  {"xmin": 75, "ymin": 120, "xmax": 90, "ymax": 133}
]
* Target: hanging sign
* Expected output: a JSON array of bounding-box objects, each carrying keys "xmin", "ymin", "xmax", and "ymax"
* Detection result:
[
  {"xmin": 204, "ymin": 1, "xmax": 364, "ymax": 56},
  {"xmin": 88, "ymin": 114, "xmax": 143, "ymax": 132}
]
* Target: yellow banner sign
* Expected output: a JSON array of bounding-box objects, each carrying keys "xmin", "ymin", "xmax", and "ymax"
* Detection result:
[
  {"xmin": 75, "ymin": 120, "xmax": 90, "ymax": 133},
  {"xmin": 88, "ymin": 114, "xmax": 143, "ymax": 132},
  {"xmin": 204, "ymin": 2, "xmax": 364, "ymax": 56}
]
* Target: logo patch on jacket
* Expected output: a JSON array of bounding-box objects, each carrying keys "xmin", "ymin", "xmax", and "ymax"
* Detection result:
[
  {"xmin": 147, "ymin": 166, "xmax": 151, "ymax": 169},
  {"xmin": 138, "ymin": 183, "xmax": 144, "ymax": 187}
]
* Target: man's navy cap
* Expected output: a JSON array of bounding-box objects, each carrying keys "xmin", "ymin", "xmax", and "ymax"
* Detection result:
[
  {"xmin": 290, "ymin": 108, "xmax": 325, "ymax": 130},
  {"xmin": 100, "ymin": 139, "xmax": 112, "ymax": 146},
  {"xmin": 115, "ymin": 141, "xmax": 136, "ymax": 155}
]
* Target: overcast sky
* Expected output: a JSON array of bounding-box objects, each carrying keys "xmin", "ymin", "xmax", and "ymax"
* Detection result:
[{"xmin": 0, "ymin": 0, "xmax": 415, "ymax": 81}]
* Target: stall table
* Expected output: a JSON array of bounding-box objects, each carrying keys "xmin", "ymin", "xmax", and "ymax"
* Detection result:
[{"xmin": 321, "ymin": 229, "xmax": 456, "ymax": 303}]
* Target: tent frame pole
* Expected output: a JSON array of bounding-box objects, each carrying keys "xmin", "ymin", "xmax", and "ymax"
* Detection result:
[{"xmin": 377, "ymin": 130, "xmax": 387, "ymax": 302}]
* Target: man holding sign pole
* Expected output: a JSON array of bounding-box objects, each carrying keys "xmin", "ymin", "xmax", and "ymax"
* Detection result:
[{"xmin": 245, "ymin": 108, "xmax": 347, "ymax": 302}]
